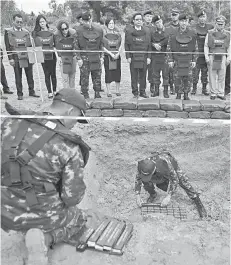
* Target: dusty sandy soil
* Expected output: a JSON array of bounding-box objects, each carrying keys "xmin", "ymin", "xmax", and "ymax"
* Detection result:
[{"xmin": 1, "ymin": 119, "xmax": 230, "ymax": 265}]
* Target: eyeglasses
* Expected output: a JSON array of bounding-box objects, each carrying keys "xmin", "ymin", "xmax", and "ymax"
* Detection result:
[
  {"xmin": 15, "ymin": 21, "xmax": 23, "ymax": 24},
  {"xmin": 61, "ymin": 27, "xmax": 68, "ymax": 31},
  {"xmin": 134, "ymin": 18, "xmax": 142, "ymax": 21}
]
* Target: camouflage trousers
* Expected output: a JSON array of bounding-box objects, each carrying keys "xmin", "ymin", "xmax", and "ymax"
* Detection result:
[
  {"xmin": 173, "ymin": 64, "xmax": 193, "ymax": 94},
  {"xmin": 142, "ymin": 169, "xmax": 198, "ymax": 200},
  {"xmin": 193, "ymin": 57, "xmax": 208, "ymax": 85},
  {"xmin": 80, "ymin": 56, "xmax": 102, "ymax": 95},
  {"xmin": 169, "ymin": 67, "xmax": 174, "ymax": 88}
]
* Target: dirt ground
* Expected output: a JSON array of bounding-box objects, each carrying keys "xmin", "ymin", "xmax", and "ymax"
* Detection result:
[{"xmin": 1, "ymin": 118, "xmax": 230, "ymax": 265}]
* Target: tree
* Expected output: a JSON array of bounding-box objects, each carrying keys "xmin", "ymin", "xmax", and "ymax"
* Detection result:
[{"xmin": 1, "ymin": 0, "xmax": 19, "ymax": 26}]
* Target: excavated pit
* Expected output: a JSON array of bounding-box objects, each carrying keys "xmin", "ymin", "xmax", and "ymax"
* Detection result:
[{"xmin": 1, "ymin": 119, "xmax": 230, "ymax": 265}]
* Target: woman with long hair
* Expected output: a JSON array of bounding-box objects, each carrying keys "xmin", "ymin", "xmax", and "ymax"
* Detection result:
[
  {"xmin": 32, "ymin": 15, "xmax": 57, "ymax": 98},
  {"xmin": 103, "ymin": 18, "xmax": 122, "ymax": 97},
  {"xmin": 54, "ymin": 20, "xmax": 77, "ymax": 90}
]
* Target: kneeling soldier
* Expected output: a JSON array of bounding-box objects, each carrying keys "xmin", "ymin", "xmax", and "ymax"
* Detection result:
[{"xmin": 135, "ymin": 151, "xmax": 207, "ymax": 219}]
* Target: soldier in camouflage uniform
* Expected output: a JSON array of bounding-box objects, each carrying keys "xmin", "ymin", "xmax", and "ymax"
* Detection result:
[
  {"xmin": 192, "ymin": 11, "xmax": 213, "ymax": 95},
  {"xmin": 74, "ymin": 12, "xmax": 104, "ymax": 99},
  {"xmin": 167, "ymin": 14, "xmax": 198, "ymax": 100},
  {"xmin": 135, "ymin": 151, "xmax": 207, "ymax": 219},
  {"xmin": 1, "ymin": 89, "xmax": 92, "ymax": 265}
]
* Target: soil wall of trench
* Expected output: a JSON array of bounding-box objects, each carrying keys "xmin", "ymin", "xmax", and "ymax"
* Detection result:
[{"xmin": 1, "ymin": 120, "xmax": 230, "ymax": 265}]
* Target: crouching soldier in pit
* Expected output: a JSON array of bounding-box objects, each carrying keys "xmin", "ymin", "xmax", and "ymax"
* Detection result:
[
  {"xmin": 75, "ymin": 12, "xmax": 104, "ymax": 99},
  {"xmin": 192, "ymin": 10, "xmax": 213, "ymax": 96},
  {"xmin": 204, "ymin": 15, "xmax": 230, "ymax": 100},
  {"xmin": 167, "ymin": 14, "xmax": 198, "ymax": 100},
  {"xmin": 135, "ymin": 152, "xmax": 207, "ymax": 219},
  {"xmin": 125, "ymin": 12, "xmax": 151, "ymax": 98},
  {"xmin": 150, "ymin": 15, "xmax": 169, "ymax": 98},
  {"xmin": 1, "ymin": 89, "xmax": 95, "ymax": 265},
  {"xmin": 54, "ymin": 20, "xmax": 77, "ymax": 89}
]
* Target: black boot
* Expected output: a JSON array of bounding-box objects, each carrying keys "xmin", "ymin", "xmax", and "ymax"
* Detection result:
[
  {"xmin": 94, "ymin": 92, "xmax": 101, "ymax": 99},
  {"xmin": 150, "ymin": 83, "xmax": 155, "ymax": 97},
  {"xmin": 170, "ymin": 85, "xmax": 175, "ymax": 95},
  {"xmin": 191, "ymin": 84, "xmax": 197, "ymax": 95},
  {"xmin": 176, "ymin": 93, "xmax": 181, "ymax": 99},
  {"xmin": 153, "ymin": 85, "xmax": 159, "ymax": 97},
  {"xmin": 147, "ymin": 192, "xmax": 158, "ymax": 203},
  {"xmin": 184, "ymin": 92, "xmax": 190, "ymax": 100},
  {"xmin": 3, "ymin": 88, "xmax": 13, "ymax": 94},
  {"xmin": 192, "ymin": 196, "xmax": 207, "ymax": 219},
  {"xmin": 202, "ymin": 84, "xmax": 209, "ymax": 96},
  {"xmin": 163, "ymin": 85, "xmax": 169, "ymax": 98},
  {"xmin": 140, "ymin": 91, "xmax": 149, "ymax": 98}
]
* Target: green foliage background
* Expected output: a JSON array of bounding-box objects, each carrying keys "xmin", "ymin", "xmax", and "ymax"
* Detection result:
[{"xmin": 1, "ymin": 0, "xmax": 230, "ymax": 33}]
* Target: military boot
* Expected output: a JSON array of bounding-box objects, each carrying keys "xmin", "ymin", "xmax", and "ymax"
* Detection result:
[
  {"xmin": 176, "ymin": 93, "xmax": 181, "ymax": 99},
  {"xmin": 150, "ymin": 83, "xmax": 155, "ymax": 97},
  {"xmin": 94, "ymin": 92, "xmax": 101, "ymax": 99},
  {"xmin": 191, "ymin": 83, "xmax": 197, "ymax": 95},
  {"xmin": 140, "ymin": 91, "xmax": 149, "ymax": 98},
  {"xmin": 184, "ymin": 92, "xmax": 190, "ymax": 100},
  {"xmin": 192, "ymin": 196, "xmax": 207, "ymax": 219},
  {"xmin": 163, "ymin": 85, "xmax": 169, "ymax": 98},
  {"xmin": 153, "ymin": 85, "xmax": 159, "ymax": 97},
  {"xmin": 202, "ymin": 84, "xmax": 209, "ymax": 96},
  {"xmin": 147, "ymin": 192, "xmax": 158, "ymax": 203},
  {"xmin": 25, "ymin": 228, "xmax": 52, "ymax": 265},
  {"xmin": 170, "ymin": 85, "xmax": 175, "ymax": 95}
]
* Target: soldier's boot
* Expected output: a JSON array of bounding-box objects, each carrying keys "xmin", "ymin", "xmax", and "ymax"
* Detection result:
[
  {"xmin": 176, "ymin": 93, "xmax": 181, "ymax": 99},
  {"xmin": 147, "ymin": 192, "xmax": 158, "ymax": 203},
  {"xmin": 184, "ymin": 92, "xmax": 190, "ymax": 100},
  {"xmin": 163, "ymin": 85, "xmax": 169, "ymax": 98},
  {"xmin": 25, "ymin": 228, "xmax": 52, "ymax": 265},
  {"xmin": 140, "ymin": 91, "xmax": 149, "ymax": 98},
  {"xmin": 94, "ymin": 92, "xmax": 101, "ymax": 99},
  {"xmin": 202, "ymin": 84, "xmax": 209, "ymax": 96},
  {"xmin": 170, "ymin": 85, "xmax": 175, "ymax": 95},
  {"xmin": 192, "ymin": 196, "xmax": 207, "ymax": 219},
  {"xmin": 150, "ymin": 83, "xmax": 155, "ymax": 97},
  {"xmin": 153, "ymin": 85, "xmax": 159, "ymax": 97},
  {"xmin": 191, "ymin": 83, "xmax": 197, "ymax": 95}
]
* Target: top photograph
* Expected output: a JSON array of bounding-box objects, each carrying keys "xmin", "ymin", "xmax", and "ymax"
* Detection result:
[{"xmin": 0, "ymin": 0, "xmax": 230, "ymax": 120}]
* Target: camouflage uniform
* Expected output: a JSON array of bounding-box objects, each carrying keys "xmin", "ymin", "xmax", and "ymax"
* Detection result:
[
  {"xmin": 167, "ymin": 27, "xmax": 198, "ymax": 99},
  {"xmin": 135, "ymin": 152, "xmax": 198, "ymax": 199},
  {"xmin": 1, "ymin": 114, "xmax": 89, "ymax": 245},
  {"xmin": 74, "ymin": 24, "xmax": 104, "ymax": 97}
]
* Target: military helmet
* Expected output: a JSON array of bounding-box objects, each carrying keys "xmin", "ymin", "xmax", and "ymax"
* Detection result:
[{"xmin": 138, "ymin": 158, "xmax": 156, "ymax": 182}]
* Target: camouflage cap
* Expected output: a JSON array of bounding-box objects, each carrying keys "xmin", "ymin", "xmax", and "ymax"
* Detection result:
[
  {"xmin": 179, "ymin": 13, "xmax": 189, "ymax": 21},
  {"xmin": 197, "ymin": 10, "xmax": 206, "ymax": 18},
  {"xmin": 143, "ymin": 10, "xmax": 153, "ymax": 16},
  {"xmin": 216, "ymin": 15, "xmax": 226, "ymax": 24},
  {"xmin": 138, "ymin": 158, "xmax": 156, "ymax": 182},
  {"xmin": 54, "ymin": 89, "xmax": 87, "ymax": 111},
  {"xmin": 152, "ymin": 15, "xmax": 161, "ymax": 24},
  {"xmin": 82, "ymin": 11, "xmax": 91, "ymax": 21},
  {"xmin": 171, "ymin": 8, "xmax": 180, "ymax": 15}
]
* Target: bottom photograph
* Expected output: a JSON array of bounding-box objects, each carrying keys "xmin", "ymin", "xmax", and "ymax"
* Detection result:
[{"xmin": 1, "ymin": 108, "xmax": 230, "ymax": 265}]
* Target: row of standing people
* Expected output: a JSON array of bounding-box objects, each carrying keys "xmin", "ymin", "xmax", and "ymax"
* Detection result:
[
  {"xmin": 124, "ymin": 9, "xmax": 230, "ymax": 100},
  {"xmin": 2, "ymin": 9, "xmax": 230, "ymax": 101}
]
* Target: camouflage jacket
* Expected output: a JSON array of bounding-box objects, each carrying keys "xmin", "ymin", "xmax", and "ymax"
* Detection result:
[
  {"xmin": 135, "ymin": 152, "xmax": 181, "ymax": 196},
  {"xmin": 1, "ymin": 116, "xmax": 87, "ymax": 233}
]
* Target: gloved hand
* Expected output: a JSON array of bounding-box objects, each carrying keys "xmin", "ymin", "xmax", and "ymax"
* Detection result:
[
  {"xmin": 161, "ymin": 194, "xmax": 171, "ymax": 207},
  {"xmin": 136, "ymin": 194, "xmax": 143, "ymax": 208}
]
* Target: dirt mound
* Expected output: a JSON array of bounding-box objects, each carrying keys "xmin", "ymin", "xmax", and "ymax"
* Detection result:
[{"xmin": 1, "ymin": 120, "xmax": 230, "ymax": 265}]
